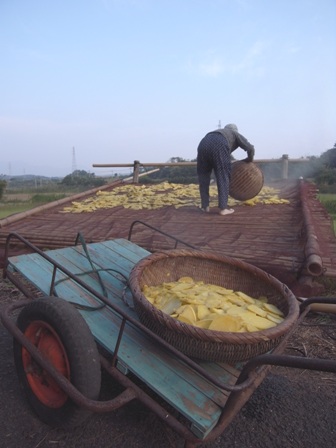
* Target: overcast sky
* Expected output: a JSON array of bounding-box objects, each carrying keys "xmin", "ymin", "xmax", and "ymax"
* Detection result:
[{"xmin": 1, "ymin": 0, "xmax": 335, "ymax": 177}]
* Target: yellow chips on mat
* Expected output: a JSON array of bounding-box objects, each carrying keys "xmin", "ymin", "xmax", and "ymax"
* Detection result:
[{"xmin": 142, "ymin": 277, "xmax": 285, "ymax": 333}]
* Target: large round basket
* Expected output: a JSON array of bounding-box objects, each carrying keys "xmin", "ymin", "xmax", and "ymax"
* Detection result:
[
  {"xmin": 129, "ymin": 250, "xmax": 299, "ymax": 363},
  {"xmin": 229, "ymin": 161, "xmax": 264, "ymax": 201}
]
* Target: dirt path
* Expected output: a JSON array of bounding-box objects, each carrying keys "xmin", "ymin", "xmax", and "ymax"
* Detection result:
[{"xmin": 0, "ymin": 277, "xmax": 335, "ymax": 448}]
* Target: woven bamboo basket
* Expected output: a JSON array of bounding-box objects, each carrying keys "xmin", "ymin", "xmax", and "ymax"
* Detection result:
[
  {"xmin": 129, "ymin": 249, "xmax": 299, "ymax": 363},
  {"xmin": 229, "ymin": 161, "xmax": 264, "ymax": 201}
]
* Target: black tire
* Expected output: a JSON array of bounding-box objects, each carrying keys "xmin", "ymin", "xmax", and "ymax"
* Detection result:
[{"xmin": 13, "ymin": 297, "xmax": 101, "ymax": 428}]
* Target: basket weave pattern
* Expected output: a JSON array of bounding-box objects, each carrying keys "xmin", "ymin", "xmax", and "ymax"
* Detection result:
[
  {"xmin": 229, "ymin": 161, "xmax": 264, "ymax": 201},
  {"xmin": 129, "ymin": 250, "xmax": 299, "ymax": 363}
]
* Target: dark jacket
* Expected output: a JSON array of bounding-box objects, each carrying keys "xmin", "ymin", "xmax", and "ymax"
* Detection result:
[{"xmin": 208, "ymin": 124, "xmax": 255, "ymax": 158}]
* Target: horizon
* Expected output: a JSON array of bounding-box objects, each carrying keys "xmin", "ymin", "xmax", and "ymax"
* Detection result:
[{"xmin": 0, "ymin": 152, "xmax": 321, "ymax": 180}]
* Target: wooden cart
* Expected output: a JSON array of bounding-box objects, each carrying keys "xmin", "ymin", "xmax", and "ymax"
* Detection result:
[{"xmin": 1, "ymin": 223, "xmax": 336, "ymax": 447}]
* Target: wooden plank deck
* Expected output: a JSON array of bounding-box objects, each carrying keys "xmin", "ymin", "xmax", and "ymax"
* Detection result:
[{"xmin": 7, "ymin": 238, "xmax": 241, "ymax": 439}]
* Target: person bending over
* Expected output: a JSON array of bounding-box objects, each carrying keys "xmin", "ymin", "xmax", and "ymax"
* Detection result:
[{"xmin": 197, "ymin": 123, "xmax": 255, "ymax": 216}]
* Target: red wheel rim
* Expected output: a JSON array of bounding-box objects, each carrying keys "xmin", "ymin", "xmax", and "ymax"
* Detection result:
[{"xmin": 22, "ymin": 320, "xmax": 70, "ymax": 408}]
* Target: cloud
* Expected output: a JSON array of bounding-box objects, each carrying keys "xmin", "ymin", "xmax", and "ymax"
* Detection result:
[
  {"xmin": 231, "ymin": 40, "xmax": 268, "ymax": 74},
  {"xmin": 199, "ymin": 58, "xmax": 225, "ymax": 77},
  {"xmin": 187, "ymin": 40, "xmax": 268, "ymax": 78}
]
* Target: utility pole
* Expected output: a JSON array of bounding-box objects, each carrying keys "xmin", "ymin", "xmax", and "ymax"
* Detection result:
[
  {"xmin": 72, "ymin": 147, "xmax": 77, "ymax": 174},
  {"xmin": 218, "ymin": 120, "xmax": 221, "ymax": 129}
]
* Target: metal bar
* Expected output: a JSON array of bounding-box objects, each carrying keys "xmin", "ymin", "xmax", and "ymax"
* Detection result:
[
  {"xmin": 4, "ymin": 232, "xmax": 335, "ymax": 396},
  {"xmin": 127, "ymin": 220, "xmax": 197, "ymax": 250},
  {"xmin": 2, "ymin": 232, "xmax": 254, "ymax": 392},
  {"xmin": 92, "ymin": 158, "xmax": 311, "ymax": 168},
  {"xmin": 4, "ymin": 270, "xmax": 36, "ymax": 299},
  {"xmin": 2, "ymin": 289, "xmax": 335, "ymax": 447},
  {"xmin": 0, "ymin": 300, "xmax": 138, "ymax": 413},
  {"xmin": 50, "ymin": 265, "xmax": 58, "ymax": 296},
  {"xmin": 299, "ymin": 296, "xmax": 336, "ymax": 312},
  {"xmin": 0, "ymin": 299, "xmax": 214, "ymax": 445},
  {"xmin": 99, "ymin": 356, "xmax": 201, "ymax": 445},
  {"xmin": 238, "ymin": 353, "xmax": 336, "ymax": 385},
  {"xmin": 111, "ymin": 317, "xmax": 127, "ymax": 367}
]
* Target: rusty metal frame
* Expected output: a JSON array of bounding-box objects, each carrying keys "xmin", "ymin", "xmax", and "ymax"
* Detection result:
[
  {"xmin": 2, "ymin": 231, "xmax": 336, "ymax": 447},
  {"xmin": 3, "ymin": 232, "xmax": 265, "ymax": 392},
  {"xmin": 128, "ymin": 219, "xmax": 197, "ymax": 249}
]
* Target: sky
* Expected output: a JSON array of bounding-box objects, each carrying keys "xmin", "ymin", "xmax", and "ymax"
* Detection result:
[{"xmin": 0, "ymin": 0, "xmax": 335, "ymax": 178}]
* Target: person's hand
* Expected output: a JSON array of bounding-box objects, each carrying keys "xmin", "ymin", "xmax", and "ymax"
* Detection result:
[{"xmin": 244, "ymin": 148, "xmax": 254, "ymax": 162}]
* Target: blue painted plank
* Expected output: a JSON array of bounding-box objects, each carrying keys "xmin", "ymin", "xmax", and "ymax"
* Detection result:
[
  {"xmin": 45, "ymin": 241, "xmax": 147, "ymax": 309},
  {"xmin": 79, "ymin": 306, "xmax": 223, "ymax": 435},
  {"xmin": 8, "ymin": 239, "xmax": 241, "ymax": 438},
  {"xmin": 107, "ymin": 238, "xmax": 151, "ymax": 259},
  {"xmin": 8, "ymin": 250, "xmax": 134, "ymax": 315}
]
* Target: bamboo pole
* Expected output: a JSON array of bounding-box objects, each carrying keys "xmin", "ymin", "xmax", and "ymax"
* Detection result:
[
  {"xmin": 92, "ymin": 157, "xmax": 310, "ymax": 168},
  {"xmin": 299, "ymin": 179, "xmax": 324, "ymax": 277},
  {"xmin": 309, "ymin": 303, "xmax": 336, "ymax": 314}
]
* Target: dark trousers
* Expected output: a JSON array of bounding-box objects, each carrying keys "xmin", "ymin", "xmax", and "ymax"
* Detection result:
[{"xmin": 197, "ymin": 132, "xmax": 231, "ymax": 209}]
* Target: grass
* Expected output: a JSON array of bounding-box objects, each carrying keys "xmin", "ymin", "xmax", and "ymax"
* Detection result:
[
  {"xmin": 0, "ymin": 192, "xmax": 67, "ymax": 220},
  {"xmin": 0, "ymin": 203, "xmax": 35, "ymax": 219},
  {"xmin": 318, "ymin": 193, "xmax": 336, "ymax": 235},
  {"xmin": 331, "ymin": 214, "xmax": 336, "ymax": 235}
]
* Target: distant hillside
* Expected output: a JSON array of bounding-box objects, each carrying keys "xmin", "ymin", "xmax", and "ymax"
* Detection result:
[{"xmin": 0, "ymin": 174, "xmax": 62, "ymax": 181}]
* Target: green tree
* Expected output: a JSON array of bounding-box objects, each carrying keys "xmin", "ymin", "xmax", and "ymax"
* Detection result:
[
  {"xmin": 141, "ymin": 158, "xmax": 198, "ymax": 184},
  {"xmin": 61, "ymin": 170, "xmax": 106, "ymax": 187},
  {"xmin": 312, "ymin": 144, "xmax": 336, "ymax": 193},
  {"xmin": 320, "ymin": 143, "xmax": 336, "ymax": 169},
  {"xmin": 0, "ymin": 180, "xmax": 7, "ymax": 200}
]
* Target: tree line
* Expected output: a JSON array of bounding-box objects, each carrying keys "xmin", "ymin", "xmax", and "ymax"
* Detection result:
[
  {"xmin": 1, "ymin": 144, "xmax": 336, "ymax": 201},
  {"xmin": 141, "ymin": 144, "xmax": 336, "ymax": 193}
]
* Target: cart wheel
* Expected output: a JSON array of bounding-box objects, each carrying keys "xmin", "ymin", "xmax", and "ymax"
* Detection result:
[{"xmin": 13, "ymin": 297, "xmax": 101, "ymax": 428}]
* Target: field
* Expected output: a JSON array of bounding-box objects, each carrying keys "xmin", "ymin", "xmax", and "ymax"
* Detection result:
[
  {"xmin": 0, "ymin": 204, "xmax": 36, "ymax": 219},
  {"xmin": 318, "ymin": 193, "xmax": 336, "ymax": 234},
  {"xmin": 0, "ymin": 175, "xmax": 111, "ymax": 220},
  {"xmin": 0, "ymin": 191, "xmax": 69, "ymax": 219}
]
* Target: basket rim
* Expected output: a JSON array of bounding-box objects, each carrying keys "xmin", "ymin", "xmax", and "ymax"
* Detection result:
[{"xmin": 129, "ymin": 249, "xmax": 300, "ymax": 344}]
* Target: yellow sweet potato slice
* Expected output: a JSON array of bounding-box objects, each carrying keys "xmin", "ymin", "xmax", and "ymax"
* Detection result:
[
  {"xmin": 196, "ymin": 304, "xmax": 210, "ymax": 320},
  {"xmin": 160, "ymin": 297, "xmax": 182, "ymax": 315},
  {"xmin": 177, "ymin": 315, "xmax": 194, "ymax": 325},
  {"xmin": 239, "ymin": 311, "xmax": 260, "ymax": 324},
  {"xmin": 247, "ymin": 315, "xmax": 277, "ymax": 330},
  {"xmin": 235, "ymin": 291, "xmax": 256, "ymax": 304},
  {"xmin": 263, "ymin": 303, "xmax": 284, "ymax": 316},
  {"xmin": 195, "ymin": 319, "xmax": 212, "ymax": 329},
  {"xmin": 226, "ymin": 305, "xmax": 247, "ymax": 316},
  {"xmin": 205, "ymin": 297, "xmax": 223, "ymax": 308},
  {"xmin": 244, "ymin": 323, "xmax": 260, "ymax": 332},
  {"xmin": 178, "ymin": 276, "xmax": 194, "ymax": 283},
  {"xmin": 143, "ymin": 278, "xmax": 286, "ymax": 333},
  {"xmin": 208, "ymin": 315, "xmax": 243, "ymax": 332},
  {"xmin": 178, "ymin": 304, "xmax": 197, "ymax": 323},
  {"xmin": 247, "ymin": 304, "xmax": 268, "ymax": 317},
  {"xmin": 266, "ymin": 313, "xmax": 284, "ymax": 324},
  {"xmin": 174, "ymin": 282, "xmax": 195, "ymax": 291},
  {"xmin": 209, "ymin": 307, "xmax": 225, "ymax": 315}
]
